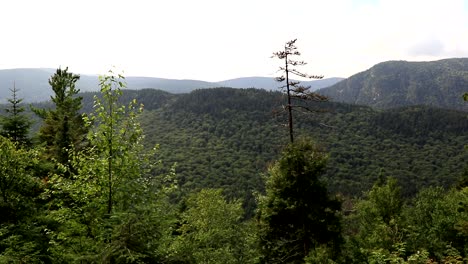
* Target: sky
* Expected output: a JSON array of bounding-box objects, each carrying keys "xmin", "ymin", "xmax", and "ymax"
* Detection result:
[{"xmin": 0, "ymin": 0, "xmax": 467, "ymax": 82}]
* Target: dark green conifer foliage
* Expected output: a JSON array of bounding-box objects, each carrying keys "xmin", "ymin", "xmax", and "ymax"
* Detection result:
[
  {"xmin": 0, "ymin": 83, "xmax": 31, "ymax": 146},
  {"xmin": 33, "ymin": 67, "xmax": 88, "ymax": 168},
  {"xmin": 257, "ymin": 139, "xmax": 342, "ymax": 263}
]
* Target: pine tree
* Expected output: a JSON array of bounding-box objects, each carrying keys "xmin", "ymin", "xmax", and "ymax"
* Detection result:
[
  {"xmin": 257, "ymin": 139, "xmax": 342, "ymax": 263},
  {"xmin": 33, "ymin": 67, "xmax": 88, "ymax": 168},
  {"xmin": 272, "ymin": 39, "xmax": 328, "ymax": 143},
  {"xmin": 0, "ymin": 83, "xmax": 31, "ymax": 146}
]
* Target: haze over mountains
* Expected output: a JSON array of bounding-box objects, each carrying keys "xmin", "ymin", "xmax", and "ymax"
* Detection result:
[{"xmin": 0, "ymin": 68, "xmax": 343, "ymax": 103}]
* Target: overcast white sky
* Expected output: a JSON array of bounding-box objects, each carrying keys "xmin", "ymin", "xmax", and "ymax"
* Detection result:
[{"xmin": 0, "ymin": 0, "xmax": 467, "ymax": 81}]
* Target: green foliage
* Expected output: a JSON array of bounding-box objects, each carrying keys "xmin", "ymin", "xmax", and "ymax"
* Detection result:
[
  {"xmin": 1, "ymin": 82, "xmax": 464, "ymax": 263},
  {"xmin": 0, "ymin": 136, "xmax": 47, "ymax": 262},
  {"xmin": 346, "ymin": 177, "xmax": 404, "ymax": 260},
  {"xmin": 403, "ymin": 187, "xmax": 468, "ymax": 260},
  {"xmin": 42, "ymin": 70, "xmax": 177, "ymax": 263},
  {"xmin": 27, "ymin": 88, "xmax": 467, "ymax": 209},
  {"xmin": 33, "ymin": 67, "xmax": 88, "ymax": 167},
  {"xmin": 0, "ymin": 136, "xmax": 40, "ymax": 220},
  {"xmin": 169, "ymin": 189, "xmax": 256, "ymax": 263},
  {"xmin": 86, "ymin": 69, "xmax": 145, "ymax": 215},
  {"xmin": 132, "ymin": 88, "xmax": 467, "ymax": 211},
  {"xmin": 257, "ymin": 139, "xmax": 342, "ymax": 263},
  {"xmin": 344, "ymin": 180, "xmax": 468, "ymax": 263},
  {"xmin": 0, "ymin": 85, "xmax": 32, "ymax": 146}
]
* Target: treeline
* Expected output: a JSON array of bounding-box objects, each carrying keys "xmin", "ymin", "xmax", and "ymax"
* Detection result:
[{"xmin": 0, "ymin": 68, "xmax": 467, "ymax": 263}]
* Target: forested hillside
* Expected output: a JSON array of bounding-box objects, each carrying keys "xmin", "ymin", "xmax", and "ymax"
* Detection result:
[
  {"xmin": 81, "ymin": 88, "xmax": 467, "ymax": 202},
  {"xmin": 28, "ymin": 87, "xmax": 467, "ymax": 211},
  {"xmin": 318, "ymin": 58, "xmax": 468, "ymax": 111}
]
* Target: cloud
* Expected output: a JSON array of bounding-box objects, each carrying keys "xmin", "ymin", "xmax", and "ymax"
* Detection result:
[
  {"xmin": 408, "ymin": 38, "xmax": 445, "ymax": 57},
  {"xmin": 1, "ymin": 0, "xmax": 468, "ymax": 80}
]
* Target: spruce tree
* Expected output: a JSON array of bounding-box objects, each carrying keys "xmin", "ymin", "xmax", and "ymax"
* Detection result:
[
  {"xmin": 0, "ymin": 83, "xmax": 31, "ymax": 146},
  {"xmin": 257, "ymin": 139, "xmax": 342, "ymax": 263},
  {"xmin": 33, "ymin": 67, "xmax": 88, "ymax": 168}
]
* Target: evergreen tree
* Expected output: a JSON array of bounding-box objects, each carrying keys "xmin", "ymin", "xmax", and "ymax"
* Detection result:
[
  {"xmin": 33, "ymin": 67, "xmax": 88, "ymax": 169},
  {"xmin": 0, "ymin": 136, "xmax": 47, "ymax": 263},
  {"xmin": 257, "ymin": 139, "xmax": 342, "ymax": 263},
  {"xmin": 272, "ymin": 39, "xmax": 328, "ymax": 143},
  {"xmin": 0, "ymin": 83, "xmax": 31, "ymax": 146},
  {"xmin": 43, "ymin": 69, "xmax": 177, "ymax": 262}
]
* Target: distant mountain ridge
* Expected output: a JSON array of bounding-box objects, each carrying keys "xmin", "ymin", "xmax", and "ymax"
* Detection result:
[
  {"xmin": 0, "ymin": 68, "xmax": 343, "ymax": 103},
  {"xmin": 317, "ymin": 58, "xmax": 468, "ymax": 111},
  {"xmin": 217, "ymin": 76, "xmax": 344, "ymax": 90}
]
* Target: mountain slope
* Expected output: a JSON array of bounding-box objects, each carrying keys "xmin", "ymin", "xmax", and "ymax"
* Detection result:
[
  {"xmin": 25, "ymin": 87, "xmax": 467, "ymax": 215},
  {"xmin": 318, "ymin": 58, "xmax": 468, "ymax": 111},
  {"xmin": 132, "ymin": 88, "xmax": 467, "ymax": 202}
]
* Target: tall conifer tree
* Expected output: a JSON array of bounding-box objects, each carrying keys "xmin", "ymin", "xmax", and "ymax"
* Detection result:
[
  {"xmin": 0, "ymin": 83, "xmax": 31, "ymax": 146},
  {"xmin": 33, "ymin": 67, "xmax": 88, "ymax": 169},
  {"xmin": 257, "ymin": 140, "xmax": 342, "ymax": 263}
]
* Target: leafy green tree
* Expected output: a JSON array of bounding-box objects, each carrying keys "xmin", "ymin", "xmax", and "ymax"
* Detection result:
[
  {"xmin": 33, "ymin": 67, "xmax": 88, "ymax": 168},
  {"xmin": 43, "ymin": 69, "xmax": 176, "ymax": 263},
  {"xmin": 169, "ymin": 189, "xmax": 257, "ymax": 263},
  {"xmin": 0, "ymin": 83, "xmax": 31, "ymax": 146},
  {"xmin": 272, "ymin": 39, "xmax": 327, "ymax": 143},
  {"xmin": 345, "ymin": 177, "xmax": 404, "ymax": 262},
  {"xmin": 0, "ymin": 136, "xmax": 39, "ymax": 221},
  {"xmin": 257, "ymin": 139, "xmax": 342, "ymax": 263},
  {"xmin": 403, "ymin": 187, "xmax": 468, "ymax": 261}
]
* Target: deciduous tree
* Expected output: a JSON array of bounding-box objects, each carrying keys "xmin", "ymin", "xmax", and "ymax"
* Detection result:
[{"xmin": 169, "ymin": 189, "xmax": 256, "ymax": 263}]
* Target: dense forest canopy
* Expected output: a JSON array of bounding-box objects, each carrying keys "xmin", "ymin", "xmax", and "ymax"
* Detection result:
[{"xmin": 0, "ymin": 62, "xmax": 467, "ymax": 263}]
